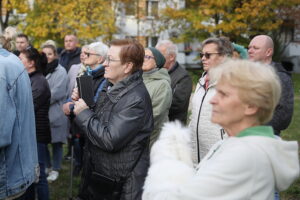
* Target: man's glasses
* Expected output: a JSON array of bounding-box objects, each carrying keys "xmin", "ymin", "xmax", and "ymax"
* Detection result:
[
  {"xmin": 144, "ymin": 55, "xmax": 155, "ymax": 60},
  {"xmin": 84, "ymin": 52, "xmax": 101, "ymax": 57},
  {"xmin": 200, "ymin": 52, "xmax": 221, "ymax": 59}
]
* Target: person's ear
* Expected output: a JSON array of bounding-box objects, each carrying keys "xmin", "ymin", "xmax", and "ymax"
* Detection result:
[
  {"xmin": 124, "ymin": 62, "xmax": 133, "ymax": 74},
  {"xmin": 169, "ymin": 53, "xmax": 176, "ymax": 62},
  {"xmin": 244, "ymin": 104, "xmax": 258, "ymax": 116},
  {"xmin": 98, "ymin": 56, "xmax": 105, "ymax": 64},
  {"xmin": 266, "ymin": 48, "xmax": 273, "ymax": 57},
  {"xmin": 29, "ymin": 60, "xmax": 35, "ymax": 68}
]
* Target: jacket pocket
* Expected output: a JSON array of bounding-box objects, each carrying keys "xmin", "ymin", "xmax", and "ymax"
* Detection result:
[{"xmin": 87, "ymin": 171, "xmax": 124, "ymax": 199}]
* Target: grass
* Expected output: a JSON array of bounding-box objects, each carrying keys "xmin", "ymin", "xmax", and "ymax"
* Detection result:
[
  {"xmin": 280, "ymin": 73, "xmax": 300, "ymax": 200},
  {"xmin": 49, "ymin": 72, "xmax": 300, "ymax": 200}
]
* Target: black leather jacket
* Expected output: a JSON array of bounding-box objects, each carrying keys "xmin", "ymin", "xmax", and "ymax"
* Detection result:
[{"xmin": 75, "ymin": 70, "xmax": 153, "ymax": 200}]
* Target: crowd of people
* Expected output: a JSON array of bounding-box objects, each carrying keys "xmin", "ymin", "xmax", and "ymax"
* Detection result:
[{"xmin": 0, "ymin": 25, "xmax": 299, "ymax": 200}]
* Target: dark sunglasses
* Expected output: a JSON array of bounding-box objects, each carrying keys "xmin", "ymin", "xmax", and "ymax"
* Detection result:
[
  {"xmin": 84, "ymin": 52, "xmax": 101, "ymax": 57},
  {"xmin": 200, "ymin": 52, "xmax": 221, "ymax": 59}
]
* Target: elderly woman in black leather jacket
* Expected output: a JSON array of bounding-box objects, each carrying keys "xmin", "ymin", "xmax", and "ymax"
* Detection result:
[{"xmin": 73, "ymin": 39, "xmax": 153, "ymax": 200}]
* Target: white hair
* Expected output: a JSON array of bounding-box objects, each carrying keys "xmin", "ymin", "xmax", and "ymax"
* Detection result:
[
  {"xmin": 88, "ymin": 42, "xmax": 108, "ymax": 58},
  {"xmin": 156, "ymin": 40, "xmax": 178, "ymax": 57}
]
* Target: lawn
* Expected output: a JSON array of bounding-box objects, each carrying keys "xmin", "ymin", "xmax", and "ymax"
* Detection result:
[{"xmin": 49, "ymin": 73, "xmax": 300, "ymax": 200}]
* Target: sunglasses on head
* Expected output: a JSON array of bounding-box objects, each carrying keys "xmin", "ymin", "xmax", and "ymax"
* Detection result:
[{"xmin": 200, "ymin": 52, "xmax": 221, "ymax": 59}]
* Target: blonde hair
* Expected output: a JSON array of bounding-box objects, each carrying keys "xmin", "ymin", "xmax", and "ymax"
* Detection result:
[
  {"xmin": 209, "ymin": 59, "xmax": 281, "ymax": 124},
  {"xmin": 41, "ymin": 40, "xmax": 57, "ymax": 49},
  {"xmin": 3, "ymin": 26, "xmax": 17, "ymax": 40}
]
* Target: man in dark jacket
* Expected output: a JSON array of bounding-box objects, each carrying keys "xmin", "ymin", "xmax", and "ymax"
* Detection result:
[
  {"xmin": 248, "ymin": 35, "xmax": 294, "ymax": 136},
  {"xmin": 73, "ymin": 39, "xmax": 153, "ymax": 200},
  {"xmin": 59, "ymin": 34, "xmax": 81, "ymax": 72},
  {"xmin": 156, "ymin": 40, "xmax": 193, "ymax": 124}
]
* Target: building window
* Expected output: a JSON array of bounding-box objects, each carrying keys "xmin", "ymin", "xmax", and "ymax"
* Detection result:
[
  {"xmin": 146, "ymin": 1, "xmax": 158, "ymax": 18},
  {"xmin": 146, "ymin": 36, "xmax": 158, "ymax": 47},
  {"xmin": 125, "ymin": 2, "xmax": 136, "ymax": 16}
]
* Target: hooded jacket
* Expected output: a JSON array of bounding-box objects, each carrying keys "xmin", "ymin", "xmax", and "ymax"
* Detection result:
[
  {"xmin": 143, "ymin": 68, "xmax": 172, "ymax": 147},
  {"xmin": 143, "ymin": 122, "xmax": 299, "ymax": 200}
]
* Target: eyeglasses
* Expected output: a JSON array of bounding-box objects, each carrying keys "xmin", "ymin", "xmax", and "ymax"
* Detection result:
[
  {"xmin": 144, "ymin": 55, "xmax": 155, "ymax": 60},
  {"xmin": 105, "ymin": 57, "xmax": 121, "ymax": 64},
  {"xmin": 84, "ymin": 52, "xmax": 101, "ymax": 57},
  {"xmin": 200, "ymin": 52, "xmax": 221, "ymax": 59}
]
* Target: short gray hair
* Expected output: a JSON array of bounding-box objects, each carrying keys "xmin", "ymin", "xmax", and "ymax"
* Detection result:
[
  {"xmin": 201, "ymin": 37, "xmax": 233, "ymax": 57},
  {"xmin": 88, "ymin": 42, "xmax": 108, "ymax": 58},
  {"xmin": 156, "ymin": 40, "xmax": 178, "ymax": 57},
  {"xmin": 210, "ymin": 59, "xmax": 281, "ymax": 124}
]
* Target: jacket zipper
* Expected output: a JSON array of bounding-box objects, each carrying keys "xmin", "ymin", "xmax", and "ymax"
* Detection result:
[{"xmin": 195, "ymin": 81, "xmax": 209, "ymax": 163}]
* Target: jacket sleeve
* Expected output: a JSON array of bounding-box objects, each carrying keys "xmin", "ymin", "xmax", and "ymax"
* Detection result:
[
  {"xmin": 171, "ymin": 74, "xmax": 192, "ymax": 115},
  {"xmin": 75, "ymin": 98, "xmax": 147, "ymax": 152},
  {"xmin": 49, "ymin": 67, "xmax": 69, "ymax": 105},
  {"xmin": 0, "ymin": 78, "xmax": 16, "ymax": 148},
  {"xmin": 267, "ymin": 72, "xmax": 294, "ymax": 134}
]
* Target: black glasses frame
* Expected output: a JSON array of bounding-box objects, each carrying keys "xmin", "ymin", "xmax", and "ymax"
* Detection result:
[
  {"xmin": 200, "ymin": 52, "xmax": 221, "ymax": 59},
  {"xmin": 84, "ymin": 52, "xmax": 101, "ymax": 57}
]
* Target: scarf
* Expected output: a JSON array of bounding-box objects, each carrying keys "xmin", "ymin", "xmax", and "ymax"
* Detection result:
[{"xmin": 44, "ymin": 59, "xmax": 59, "ymax": 76}]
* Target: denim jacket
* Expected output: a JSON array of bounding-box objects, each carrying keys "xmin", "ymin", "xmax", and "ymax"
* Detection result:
[{"xmin": 0, "ymin": 48, "xmax": 38, "ymax": 199}]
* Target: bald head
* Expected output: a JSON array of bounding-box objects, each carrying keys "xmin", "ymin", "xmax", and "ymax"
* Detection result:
[{"xmin": 248, "ymin": 35, "xmax": 274, "ymax": 64}]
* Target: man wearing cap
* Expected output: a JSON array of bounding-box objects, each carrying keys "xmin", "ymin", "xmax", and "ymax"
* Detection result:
[{"xmin": 142, "ymin": 47, "xmax": 172, "ymax": 147}]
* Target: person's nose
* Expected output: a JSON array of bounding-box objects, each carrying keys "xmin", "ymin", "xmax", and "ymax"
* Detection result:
[
  {"xmin": 210, "ymin": 94, "xmax": 218, "ymax": 105},
  {"xmin": 103, "ymin": 59, "xmax": 108, "ymax": 67}
]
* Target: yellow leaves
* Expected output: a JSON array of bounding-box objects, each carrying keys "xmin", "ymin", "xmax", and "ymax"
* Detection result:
[
  {"xmin": 21, "ymin": 0, "xmax": 117, "ymax": 47},
  {"xmin": 161, "ymin": 0, "xmax": 299, "ymax": 42},
  {"xmin": 2, "ymin": 0, "xmax": 29, "ymax": 13}
]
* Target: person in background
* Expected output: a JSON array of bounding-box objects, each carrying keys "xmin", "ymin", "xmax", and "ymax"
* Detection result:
[
  {"xmin": 59, "ymin": 34, "xmax": 81, "ymax": 72},
  {"xmin": 189, "ymin": 37, "xmax": 233, "ymax": 164},
  {"xmin": 63, "ymin": 42, "xmax": 108, "ymax": 176},
  {"xmin": 0, "ymin": 37, "xmax": 38, "ymax": 200},
  {"xmin": 156, "ymin": 40, "xmax": 193, "ymax": 124},
  {"xmin": 232, "ymin": 43, "xmax": 248, "ymax": 59},
  {"xmin": 41, "ymin": 43, "xmax": 69, "ymax": 182},
  {"xmin": 248, "ymin": 35, "xmax": 294, "ymax": 136},
  {"xmin": 73, "ymin": 39, "xmax": 153, "ymax": 199},
  {"xmin": 19, "ymin": 47, "xmax": 51, "ymax": 200},
  {"xmin": 142, "ymin": 59, "xmax": 300, "ymax": 200},
  {"xmin": 14, "ymin": 33, "xmax": 30, "ymax": 56},
  {"xmin": 3, "ymin": 26, "xmax": 17, "ymax": 51},
  {"xmin": 0, "ymin": 35, "xmax": 12, "ymax": 52},
  {"xmin": 67, "ymin": 44, "xmax": 89, "ymax": 98},
  {"xmin": 63, "ymin": 44, "xmax": 88, "ymax": 165},
  {"xmin": 142, "ymin": 47, "xmax": 172, "ymax": 147}
]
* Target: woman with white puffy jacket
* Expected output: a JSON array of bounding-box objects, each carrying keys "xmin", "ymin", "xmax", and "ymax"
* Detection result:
[{"xmin": 143, "ymin": 59, "xmax": 299, "ymax": 200}]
